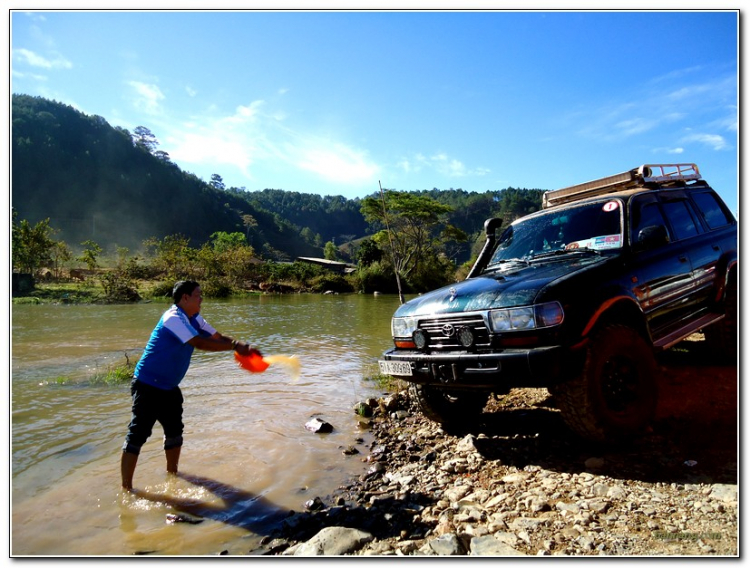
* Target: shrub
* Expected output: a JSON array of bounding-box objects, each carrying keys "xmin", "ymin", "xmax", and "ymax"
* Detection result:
[
  {"xmin": 200, "ymin": 277, "xmax": 232, "ymax": 298},
  {"xmin": 309, "ymin": 273, "xmax": 354, "ymax": 293}
]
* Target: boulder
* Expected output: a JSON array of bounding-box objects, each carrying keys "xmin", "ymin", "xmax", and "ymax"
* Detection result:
[
  {"xmin": 305, "ymin": 417, "xmax": 333, "ymax": 433},
  {"xmin": 470, "ymin": 535, "xmax": 526, "ymax": 556},
  {"xmin": 289, "ymin": 526, "xmax": 374, "ymax": 556}
]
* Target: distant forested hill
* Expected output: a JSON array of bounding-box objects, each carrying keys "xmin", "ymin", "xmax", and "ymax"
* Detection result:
[
  {"xmin": 11, "ymin": 94, "xmax": 544, "ymax": 262},
  {"xmin": 231, "ymin": 188, "xmax": 369, "ymax": 248},
  {"xmin": 11, "ymin": 94, "xmax": 324, "ymax": 258}
]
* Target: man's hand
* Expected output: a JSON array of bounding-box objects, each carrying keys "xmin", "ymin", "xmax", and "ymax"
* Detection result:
[{"xmin": 232, "ymin": 340, "xmax": 261, "ymax": 357}]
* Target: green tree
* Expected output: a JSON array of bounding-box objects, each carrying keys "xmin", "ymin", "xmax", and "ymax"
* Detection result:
[
  {"xmin": 210, "ymin": 231, "xmax": 247, "ymax": 253},
  {"xmin": 12, "ymin": 214, "xmax": 58, "ymax": 275},
  {"xmin": 153, "ymin": 150, "xmax": 171, "ymax": 163},
  {"xmin": 356, "ymin": 238, "xmax": 382, "ymax": 267},
  {"xmin": 209, "ymin": 174, "xmax": 226, "ymax": 191},
  {"xmin": 242, "ymin": 214, "xmax": 258, "ymax": 242},
  {"xmin": 143, "ymin": 234, "xmax": 195, "ymax": 278},
  {"xmin": 323, "ymin": 241, "xmax": 338, "ymax": 261},
  {"xmin": 50, "ymin": 240, "xmax": 72, "ymax": 278},
  {"xmin": 132, "ymin": 126, "xmax": 159, "ymax": 154},
  {"xmin": 361, "ymin": 191, "xmax": 456, "ymax": 283},
  {"xmin": 78, "ymin": 239, "xmax": 102, "ymax": 271}
]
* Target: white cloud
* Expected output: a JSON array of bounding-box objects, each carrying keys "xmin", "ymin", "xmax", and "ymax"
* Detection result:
[
  {"xmin": 163, "ymin": 101, "xmax": 379, "ymax": 186},
  {"xmin": 397, "ymin": 158, "xmax": 414, "ymax": 174},
  {"xmin": 295, "ymin": 142, "xmax": 379, "ymax": 183},
  {"xmin": 229, "ymin": 101, "xmax": 265, "ymax": 123},
  {"xmin": 13, "ymin": 48, "xmax": 71, "ymax": 69},
  {"xmin": 398, "ymin": 151, "xmax": 488, "ymax": 178},
  {"xmin": 653, "ymin": 147, "xmax": 684, "ymax": 155},
  {"xmin": 11, "ymin": 69, "xmax": 47, "ymax": 81},
  {"xmin": 22, "ymin": 11, "xmax": 47, "ymax": 22},
  {"xmin": 571, "ymin": 72, "xmax": 736, "ymax": 146},
  {"xmin": 168, "ymin": 131, "xmax": 255, "ymax": 174},
  {"xmin": 128, "ymin": 81, "xmax": 165, "ymax": 114},
  {"xmin": 680, "ymin": 133, "xmax": 729, "ymax": 151},
  {"xmin": 614, "ymin": 117, "xmax": 654, "ymax": 137}
]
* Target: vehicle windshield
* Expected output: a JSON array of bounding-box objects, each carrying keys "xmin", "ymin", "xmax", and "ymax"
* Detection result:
[{"xmin": 486, "ymin": 199, "xmax": 624, "ymax": 268}]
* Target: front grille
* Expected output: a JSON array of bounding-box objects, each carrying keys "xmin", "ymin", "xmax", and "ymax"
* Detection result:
[{"xmin": 418, "ymin": 314, "xmax": 491, "ymax": 350}]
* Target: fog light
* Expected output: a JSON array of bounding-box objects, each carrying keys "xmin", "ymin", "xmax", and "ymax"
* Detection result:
[
  {"xmin": 413, "ymin": 329, "xmax": 429, "ymax": 350},
  {"xmin": 457, "ymin": 326, "xmax": 475, "ymax": 348}
]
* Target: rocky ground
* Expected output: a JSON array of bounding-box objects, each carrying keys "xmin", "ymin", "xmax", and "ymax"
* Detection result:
[{"xmin": 250, "ymin": 334, "xmax": 738, "ymax": 556}]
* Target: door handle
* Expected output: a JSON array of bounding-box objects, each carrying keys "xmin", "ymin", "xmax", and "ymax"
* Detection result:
[{"xmin": 678, "ymin": 256, "xmax": 688, "ymax": 263}]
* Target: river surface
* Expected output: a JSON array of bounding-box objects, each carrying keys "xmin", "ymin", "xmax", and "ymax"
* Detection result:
[{"xmin": 11, "ymin": 293, "xmax": 403, "ymax": 556}]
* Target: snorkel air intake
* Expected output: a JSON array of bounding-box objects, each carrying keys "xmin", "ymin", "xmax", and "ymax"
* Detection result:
[{"xmin": 466, "ymin": 217, "xmax": 503, "ymax": 279}]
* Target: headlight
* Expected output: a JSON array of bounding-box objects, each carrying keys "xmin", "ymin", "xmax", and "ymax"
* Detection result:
[
  {"xmin": 391, "ymin": 316, "xmax": 418, "ymax": 338},
  {"xmin": 489, "ymin": 302, "xmax": 563, "ymax": 331}
]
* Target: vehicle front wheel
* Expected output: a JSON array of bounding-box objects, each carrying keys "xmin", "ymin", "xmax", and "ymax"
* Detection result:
[
  {"xmin": 409, "ymin": 384, "xmax": 490, "ymax": 428},
  {"xmin": 555, "ymin": 324, "xmax": 657, "ymax": 442}
]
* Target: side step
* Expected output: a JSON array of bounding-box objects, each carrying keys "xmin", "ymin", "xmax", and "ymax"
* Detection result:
[{"xmin": 653, "ymin": 312, "xmax": 725, "ymax": 350}]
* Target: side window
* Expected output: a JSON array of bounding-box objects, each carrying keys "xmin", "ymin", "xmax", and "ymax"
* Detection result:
[
  {"xmin": 661, "ymin": 199, "xmax": 701, "ymax": 241},
  {"xmin": 631, "ymin": 198, "xmax": 669, "ymax": 245},
  {"xmin": 691, "ymin": 191, "xmax": 733, "ymax": 230}
]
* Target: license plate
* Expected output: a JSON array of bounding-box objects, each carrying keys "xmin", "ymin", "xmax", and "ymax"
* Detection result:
[{"xmin": 378, "ymin": 360, "xmax": 413, "ymax": 377}]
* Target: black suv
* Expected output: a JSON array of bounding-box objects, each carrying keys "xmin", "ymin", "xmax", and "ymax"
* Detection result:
[{"xmin": 379, "ymin": 164, "xmax": 737, "ymax": 441}]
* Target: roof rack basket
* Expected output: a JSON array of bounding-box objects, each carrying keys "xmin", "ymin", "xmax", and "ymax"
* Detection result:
[{"xmin": 542, "ymin": 163, "xmax": 701, "ymax": 209}]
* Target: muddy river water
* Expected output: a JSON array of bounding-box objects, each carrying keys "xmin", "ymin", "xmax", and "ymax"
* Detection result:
[{"xmin": 11, "ymin": 293, "xmax": 403, "ymax": 555}]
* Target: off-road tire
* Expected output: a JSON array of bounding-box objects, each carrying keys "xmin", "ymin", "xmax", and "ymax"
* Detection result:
[
  {"xmin": 704, "ymin": 274, "xmax": 737, "ymax": 363},
  {"xmin": 555, "ymin": 324, "xmax": 657, "ymax": 442},
  {"xmin": 409, "ymin": 384, "xmax": 490, "ymax": 428}
]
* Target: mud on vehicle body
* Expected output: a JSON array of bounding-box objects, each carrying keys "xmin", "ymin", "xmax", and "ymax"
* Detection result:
[{"xmin": 380, "ymin": 164, "xmax": 737, "ymax": 441}]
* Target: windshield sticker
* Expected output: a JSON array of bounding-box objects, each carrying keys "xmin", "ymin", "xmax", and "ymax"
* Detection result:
[
  {"xmin": 595, "ymin": 235, "xmax": 622, "ymax": 249},
  {"xmin": 566, "ymin": 235, "xmax": 622, "ymax": 251},
  {"xmin": 603, "ymin": 201, "xmax": 619, "ymax": 212}
]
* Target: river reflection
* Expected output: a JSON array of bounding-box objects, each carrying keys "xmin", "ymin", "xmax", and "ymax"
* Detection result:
[{"xmin": 11, "ymin": 293, "xmax": 402, "ymax": 555}]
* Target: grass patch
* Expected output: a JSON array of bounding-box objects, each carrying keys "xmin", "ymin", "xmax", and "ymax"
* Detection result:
[
  {"xmin": 365, "ymin": 371, "xmax": 407, "ymax": 393},
  {"xmin": 51, "ymin": 353, "xmax": 137, "ymax": 387},
  {"xmin": 13, "ymin": 282, "xmax": 100, "ymax": 304}
]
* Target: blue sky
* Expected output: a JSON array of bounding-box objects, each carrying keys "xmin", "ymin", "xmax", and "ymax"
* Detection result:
[{"xmin": 10, "ymin": 9, "xmax": 739, "ymax": 214}]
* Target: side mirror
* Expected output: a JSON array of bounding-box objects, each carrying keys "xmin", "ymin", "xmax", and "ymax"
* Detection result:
[{"xmin": 635, "ymin": 225, "xmax": 670, "ymax": 251}]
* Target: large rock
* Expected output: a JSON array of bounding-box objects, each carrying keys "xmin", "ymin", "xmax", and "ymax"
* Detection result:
[
  {"xmin": 709, "ymin": 484, "xmax": 737, "ymax": 504},
  {"xmin": 288, "ymin": 526, "xmax": 374, "ymax": 556},
  {"xmin": 425, "ymin": 533, "xmax": 465, "ymax": 555},
  {"xmin": 305, "ymin": 417, "xmax": 333, "ymax": 433},
  {"xmin": 470, "ymin": 535, "xmax": 526, "ymax": 556}
]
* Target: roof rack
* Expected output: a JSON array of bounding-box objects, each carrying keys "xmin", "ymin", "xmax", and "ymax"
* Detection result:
[{"xmin": 542, "ymin": 163, "xmax": 701, "ymax": 209}]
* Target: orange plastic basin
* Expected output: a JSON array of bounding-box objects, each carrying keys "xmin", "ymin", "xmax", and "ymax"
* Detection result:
[{"xmin": 234, "ymin": 351, "xmax": 269, "ymax": 372}]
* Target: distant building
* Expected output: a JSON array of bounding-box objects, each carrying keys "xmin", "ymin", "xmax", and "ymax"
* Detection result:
[{"xmin": 296, "ymin": 257, "xmax": 357, "ymax": 274}]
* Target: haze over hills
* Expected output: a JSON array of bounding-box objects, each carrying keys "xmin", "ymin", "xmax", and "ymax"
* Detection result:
[{"xmin": 11, "ymin": 94, "xmax": 544, "ymax": 263}]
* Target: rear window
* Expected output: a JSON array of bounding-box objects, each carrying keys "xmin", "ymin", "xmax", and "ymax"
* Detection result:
[{"xmin": 691, "ymin": 191, "xmax": 733, "ymax": 229}]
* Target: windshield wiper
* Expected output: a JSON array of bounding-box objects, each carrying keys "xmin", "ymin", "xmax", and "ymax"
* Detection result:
[
  {"xmin": 486, "ymin": 257, "xmax": 531, "ymax": 269},
  {"xmin": 570, "ymin": 247, "xmax": 603, "ymax": 255},
  {"xmin": 531, "ymin": 247, "xmax": 603, "ymax": 260}
]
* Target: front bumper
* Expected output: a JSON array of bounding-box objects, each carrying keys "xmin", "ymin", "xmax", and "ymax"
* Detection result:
[{"xmin": 380, "ymin": 346, "xmax": 563, "ymax": 389}]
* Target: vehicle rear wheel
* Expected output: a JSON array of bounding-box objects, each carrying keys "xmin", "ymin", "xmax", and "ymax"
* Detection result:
[
  {"xmin": 555, "ymin": 324, "xmax": 657, "ymax": 442},
  {"xmin": 409, "ymin": 384, "xmax": 490, "ymax": 427},
  {"xmin": 704, "ymin": 274, "xmax": 737, "ymax": 363}
]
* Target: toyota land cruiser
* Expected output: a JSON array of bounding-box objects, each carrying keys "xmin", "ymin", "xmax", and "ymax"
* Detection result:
[{"xmin": 379, "ymin": 163, "xmax": 737, "ymax": 441}]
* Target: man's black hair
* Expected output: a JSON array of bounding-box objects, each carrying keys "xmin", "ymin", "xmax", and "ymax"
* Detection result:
[{"xmin": 172, "ymin": 280, "xmax": 200, "ymax": 304}]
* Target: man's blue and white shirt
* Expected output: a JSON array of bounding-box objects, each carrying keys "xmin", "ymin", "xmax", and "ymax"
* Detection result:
[{"xmin": 134, "ymin": 305, "xmax": 217, "ymax": 390}]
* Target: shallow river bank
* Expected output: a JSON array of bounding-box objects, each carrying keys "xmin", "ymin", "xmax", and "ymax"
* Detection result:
[{"xmin": 229, "ymin": 335, "xmax": 738, "ymax": 557}]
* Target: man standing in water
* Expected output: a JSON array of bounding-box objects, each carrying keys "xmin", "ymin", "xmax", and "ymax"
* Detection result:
[{"xmin": 121, "ymin": 280, "xmax": 258, "ymax": 491}]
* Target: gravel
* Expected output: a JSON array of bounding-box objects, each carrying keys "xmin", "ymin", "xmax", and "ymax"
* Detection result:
[{"xmin": 252, "ymin": 338, "xmax": 737, "ymax": 556}]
